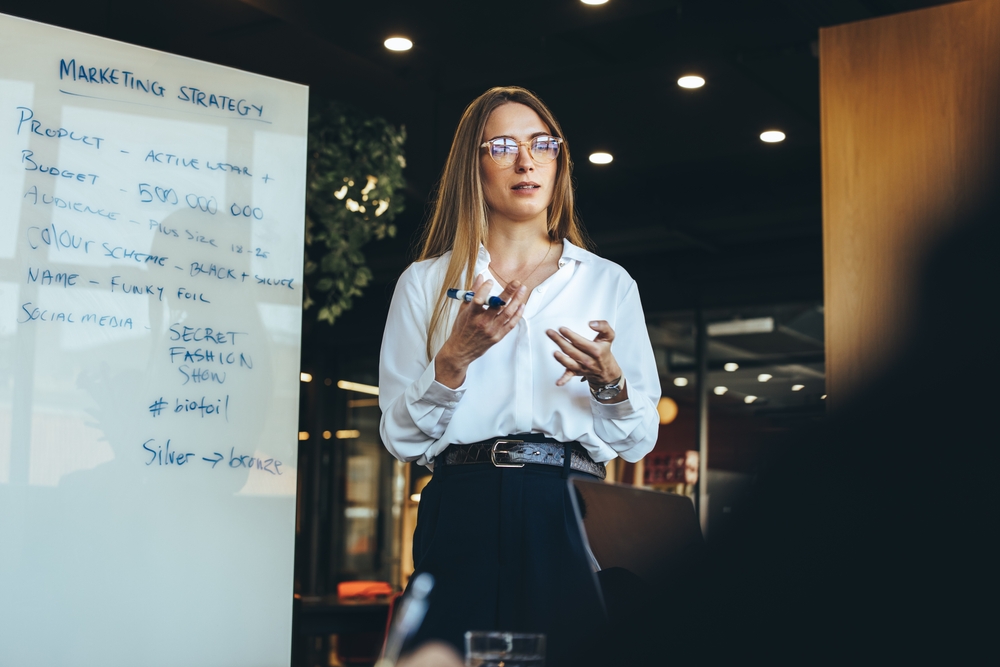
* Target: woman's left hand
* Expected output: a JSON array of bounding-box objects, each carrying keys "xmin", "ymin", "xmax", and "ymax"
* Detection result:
[{"xmin": 545, "ymin": 320, "xmax": 623, "ymax": 388}]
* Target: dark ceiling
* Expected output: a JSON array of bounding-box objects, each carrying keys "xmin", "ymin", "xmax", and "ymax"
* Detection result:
[{"xmin": 0, "ymin": 0, "xmax": 948, "ymax": 361}]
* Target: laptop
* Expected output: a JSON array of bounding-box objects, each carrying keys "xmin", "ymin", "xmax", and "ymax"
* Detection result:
[{"xmin": 568, "ymin": 476, "xmax": 705, "ymax": 593}]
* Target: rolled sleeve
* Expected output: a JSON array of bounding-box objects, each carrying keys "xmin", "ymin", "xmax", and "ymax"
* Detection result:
[
  {"xmin": 379, "ymin": 265, "xmax": 465, "ymax": 463},
  {"xmin": 414, "ymin": 359, "xmax": 467, "ymax": 409},
  {"xmin": 398, "ymin": 359, "xmax": 467, "ymax": 441},
  {"xmin": 589, "ymin": 283, "xmax": 661, "ymax": 462}
]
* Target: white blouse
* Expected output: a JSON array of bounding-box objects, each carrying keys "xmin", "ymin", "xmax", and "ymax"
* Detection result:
[{"xmin": 378, "ymin": 239, "xmax": 661, "ymax": 467}]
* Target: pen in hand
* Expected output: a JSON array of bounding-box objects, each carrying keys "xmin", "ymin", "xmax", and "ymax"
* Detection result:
[{"xmin": 447, "ymin": 288, "xmax": 506, "ymax": 309}]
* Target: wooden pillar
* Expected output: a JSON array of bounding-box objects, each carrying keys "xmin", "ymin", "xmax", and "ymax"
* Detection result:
[{"xmin": 820, "ymin": 0, "xmax": 1000, "ymax": 406}]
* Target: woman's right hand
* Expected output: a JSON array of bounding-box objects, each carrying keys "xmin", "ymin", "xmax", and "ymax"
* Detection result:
[{"xmin": 434, "ymin": 274, "xmax": 528, "ymax": 388}]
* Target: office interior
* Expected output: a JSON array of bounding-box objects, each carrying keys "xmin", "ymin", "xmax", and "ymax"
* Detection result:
[{"xmin": 3, "ymin": 0, "xmax": 996, "ymax": 665}]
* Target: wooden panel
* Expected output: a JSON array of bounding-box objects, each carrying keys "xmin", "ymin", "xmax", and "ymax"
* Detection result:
[{"xmin": 820, "ymin": 0, "xmax": 1000, "ymax": 405}]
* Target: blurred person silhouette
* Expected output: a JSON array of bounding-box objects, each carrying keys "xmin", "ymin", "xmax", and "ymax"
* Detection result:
[{"xmin": 590, "ymin": 135, "xmax": 1000, "ymax": 667}]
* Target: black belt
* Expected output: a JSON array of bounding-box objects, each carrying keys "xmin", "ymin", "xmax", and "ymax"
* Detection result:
[{"xmin": 439, "ymin": 435, "xmax": 606, "ymax": 480}]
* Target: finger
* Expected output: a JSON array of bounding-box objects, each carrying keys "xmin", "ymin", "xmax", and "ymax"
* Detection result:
[
  {"xmin": 491, "ymin": 288, "xmax": 526, "ymax": 335},
  {"xmin": 546, "ymin": 329, "xmax": 598, "ymax": 368},
  {"xmin": 471, "ymin": 278, "xmax": 494, "ymax": 308},
  {"xmin": 553, "ymin": 347, "xmax": 586, "ymax": 385},
  {"xmin": 472, "ymin": 273, "xmax": 486, "ymax": 290},
  {"xmin": 496, "ymin": 283, "xmax": 528, "ymax": 315},
  {"xmin": 501, "ymin": 303, "xmax": 526, "ymax": 332},
  {"xmin": 502, "ymin": 280, "xmax": 528, "ymax": 310},
  {"xmin": 588, "ymin": 320, "xmax": 615, "ymax": 343},
  {"xmin": 545, "ymin": 328, "xmax": 589, "ymax": 364},
  {"xmin": 553, "ymin": 349, "xmax": 587, "ymax": 377},
  {"xmin": 555, "ymin": 369, "xmax": 576, "ymax": 387},
  {"xmin": 499, "ymin": 279, "xmax": 522, "ymax": 302},
  {"xmin": 558, "ymin": 327, "xmax": 602, "ymax": 356}
]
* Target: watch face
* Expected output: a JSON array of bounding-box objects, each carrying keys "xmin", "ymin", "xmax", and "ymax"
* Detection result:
[{"xmin": 595, "ymin": 385, "xmax": 621, "ymax": 400}]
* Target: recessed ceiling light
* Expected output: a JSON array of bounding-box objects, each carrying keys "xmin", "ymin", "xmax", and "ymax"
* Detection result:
[
  {"xmin": 384, "ymin": 37, "xmax": 413, "ymax": 51},
  {"xmin": 589, "ymin": 152, "xmax": 613, "ymax": 164},
  {"xmin": 757, "ymin": 373, "xmax": 772, "ymax": 382},
  {"xmin": 677, "ymin": 75, "xmax": 705, "ymax": 89},
  {"xmin": 713, "ymin": 386, "xmax": 728, "ymax": 395},
  {"xmin": 744, "ymin": 395, "xmax": 757, "ymax": 404},
  {"xmin": 724, "ymin": 362, "xmax": 739, "ymax": 372},
  {"xmin": 791, "ymin": 384, "xmax": 804, "ymax": 391},
  {"xmin": 581, "ymin": 0, "xmax": 609, "ymax": 5},
  {"xmin": 760, "ymin": 130, "xmax": 786, "ymax": 143},
  {"xmin": 673, "ymin": 377, "xmax": 689, "ymax": 387},
  {"xmin": 300, "ymin": 372, "xmax": 312, "ymax": 382},
  {"xmin": 821, "ymin": 394, "xmax": 827, "ymax": 400}
]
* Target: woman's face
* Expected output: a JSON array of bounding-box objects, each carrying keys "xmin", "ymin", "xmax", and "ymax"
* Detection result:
[{"xmin": 480, "ymin": 102, "xmax": 557, "ymax": 226}]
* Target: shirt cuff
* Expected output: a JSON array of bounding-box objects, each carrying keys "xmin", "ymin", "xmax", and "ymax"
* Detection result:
[
  {"xmin": 414, "ymin": 358, "xmax": 467, "ymax": 408},
  {"xmin": 589, "ymin": 377, "xmax": 638, "ymax": 419}
]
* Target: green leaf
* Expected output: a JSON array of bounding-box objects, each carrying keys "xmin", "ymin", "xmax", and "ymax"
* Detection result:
[{"xmin": 303, "ymin": 98, "xmax": 407, "ymax": 325}]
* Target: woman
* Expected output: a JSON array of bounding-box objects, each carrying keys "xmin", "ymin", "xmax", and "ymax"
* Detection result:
[{"xmin": 379, "ymin": 87, "xmax": 660, "ymax": 664}]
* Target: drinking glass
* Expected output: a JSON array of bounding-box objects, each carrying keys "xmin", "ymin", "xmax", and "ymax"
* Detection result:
[{"xmin": 464, "ymin": 631, "xmax": 545, "ymax": 667}]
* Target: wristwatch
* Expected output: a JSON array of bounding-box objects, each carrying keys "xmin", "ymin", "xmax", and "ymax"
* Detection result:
[{"xmin": 589, "ymin": 376, "xmax": 623, "ymax": 401}]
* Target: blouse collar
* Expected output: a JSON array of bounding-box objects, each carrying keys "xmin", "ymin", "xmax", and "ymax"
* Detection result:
[{"xmin": 476, "ymin": 237, "xmax": 589, "ymax": 270}]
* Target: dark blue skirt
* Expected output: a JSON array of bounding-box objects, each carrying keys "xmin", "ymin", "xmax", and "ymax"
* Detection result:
[{"xmin": 406, "ymin": 459, "xmax": 607, "ymax": 666}]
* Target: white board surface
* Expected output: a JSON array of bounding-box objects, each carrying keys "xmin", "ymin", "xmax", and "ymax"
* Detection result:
[{"xmin": 0, "ymin": 13, "xmax": 307, "ymax": 667}]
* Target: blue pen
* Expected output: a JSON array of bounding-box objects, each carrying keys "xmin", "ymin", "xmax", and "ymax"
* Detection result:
[{"xmin": 447, "ymin": 288, "xmax": 506, "ymax": 308}]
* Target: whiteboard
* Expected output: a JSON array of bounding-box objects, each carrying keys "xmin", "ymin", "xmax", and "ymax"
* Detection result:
[{"xmin": 0, "ymin": 13, "xmax": 307, "ymax": 667}]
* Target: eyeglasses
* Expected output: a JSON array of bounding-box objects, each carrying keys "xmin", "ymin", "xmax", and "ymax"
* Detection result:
[{"xmin": 480, "ymin": 135, "xmax": 563, "ymax": 167}]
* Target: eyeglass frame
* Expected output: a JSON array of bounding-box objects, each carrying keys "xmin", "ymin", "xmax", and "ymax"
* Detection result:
[{"xmin": 479, "ymin": 135, "xmax": 564, "ymax": 166}]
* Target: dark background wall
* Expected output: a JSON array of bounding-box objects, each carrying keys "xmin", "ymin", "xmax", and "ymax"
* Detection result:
[{"xmin": 0, "ymin": 0, "xmax": 953, "ymax": 364}]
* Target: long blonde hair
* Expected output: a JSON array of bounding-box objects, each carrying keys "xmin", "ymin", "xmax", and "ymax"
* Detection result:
[{"xmin": 417, "ymin": 86, "xmax": 590, "ymax": 358}]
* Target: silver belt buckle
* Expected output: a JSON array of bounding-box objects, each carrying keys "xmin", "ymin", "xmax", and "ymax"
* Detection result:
[{"xmin": 490, "ymin": 440, "xmax": 525, "ymax": 468}]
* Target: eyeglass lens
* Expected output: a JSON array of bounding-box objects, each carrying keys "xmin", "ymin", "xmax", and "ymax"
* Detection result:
[{"xmin": 488, "ymin": 136, "xmax": 560, "ymax": 165}]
